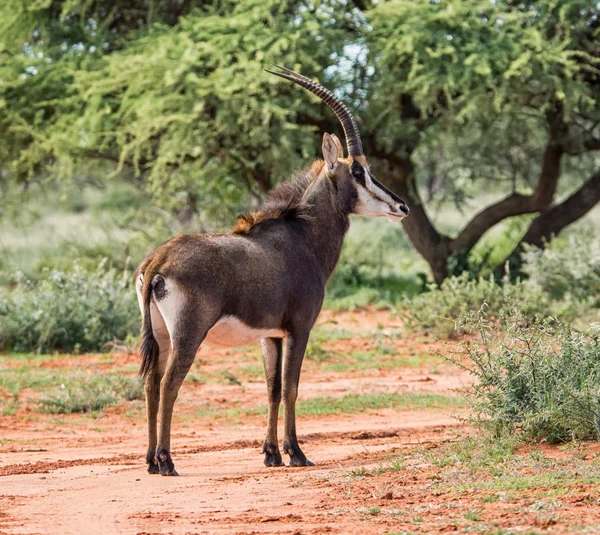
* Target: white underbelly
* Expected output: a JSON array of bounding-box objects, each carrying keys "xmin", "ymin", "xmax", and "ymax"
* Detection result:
[{"xmin": 204, "ymin": 316, "xmax": 285, "ymax": 348}]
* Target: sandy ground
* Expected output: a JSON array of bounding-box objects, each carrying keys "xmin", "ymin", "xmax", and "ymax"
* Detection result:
[{"xmin": 1, "ymin": 309, "xmax": 599, "ymax": 534}]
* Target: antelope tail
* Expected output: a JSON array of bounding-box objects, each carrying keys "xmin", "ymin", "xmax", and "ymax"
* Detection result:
[{"xmin": 139, "ymin": 274, "xmax": 159, "ymax": 379}]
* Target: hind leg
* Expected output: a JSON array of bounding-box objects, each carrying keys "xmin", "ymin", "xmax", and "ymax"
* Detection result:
[
  {"xmin": 261, "ymin": 337, "xmax": 284, "ymax": 467},
  {"xmin": 154, "ymin": 289, "xmax": 218, "ymax": 476},
  {"xmin": 145, "ymin": 303, "xmax": 171, "ymax": 474},
  {"xmin": 155, "ymin": 327, "xmax": 207, "ymax": 476}
]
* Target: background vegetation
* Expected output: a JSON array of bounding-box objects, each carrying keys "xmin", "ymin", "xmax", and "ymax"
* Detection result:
[{"xmin": 0, "ymin": 1, "xmax": 599, "ymax": 390}]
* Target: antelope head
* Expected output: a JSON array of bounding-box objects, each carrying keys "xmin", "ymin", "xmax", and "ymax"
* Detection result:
[{"xmin": 267, "ymin": 65, "xmax": 410, "ymax": 222}]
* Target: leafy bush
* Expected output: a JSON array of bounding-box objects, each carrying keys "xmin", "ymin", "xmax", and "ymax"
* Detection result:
[
  {"xmin": 451, "ymin": 308, "xmax": 600, "ymax": 442},
  {"xmin": 403, "ymin": 273, "xmax": 505, "ymax": 336},
  {"xmin": 326, "ymin": 218, "xmax": 426, "ymax": 310},
  {"xmin": 521, "ymin": 228, "xmax": 600, "ymax": 306},
  {"xmin": 0, "ymin": 260, "xmax": 140, "ymax": 353},
  {"xmin": 38, "ymin": 374, "xmax": 144, "ymax": 414},
  {"xmin": 404, "ymin": 230, "xmax": 600, "ymax": 336}
]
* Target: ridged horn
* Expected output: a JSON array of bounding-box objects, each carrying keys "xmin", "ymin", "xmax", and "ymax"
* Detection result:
[{"xmin": 266, "ymin": 64, "xmax": 364, "ymax": 157}]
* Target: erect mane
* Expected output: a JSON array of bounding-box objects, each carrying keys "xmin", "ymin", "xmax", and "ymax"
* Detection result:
[{"xmin": 233, "ymin": 160, "xmax": 325, "ymax": 234}]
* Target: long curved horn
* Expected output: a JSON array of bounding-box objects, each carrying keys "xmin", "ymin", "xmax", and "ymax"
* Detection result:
[{"xmin": 265, "ymin": 64, "xmax": 364, "ymax": 157}]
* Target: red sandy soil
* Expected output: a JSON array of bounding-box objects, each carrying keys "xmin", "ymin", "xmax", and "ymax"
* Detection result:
[{"xmin": 1, "ymin": 308, "xmax": 599, "ymax": 534}]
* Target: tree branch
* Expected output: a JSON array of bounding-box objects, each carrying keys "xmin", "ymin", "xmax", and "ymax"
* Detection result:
[
  {"xmin": 564, "ymin": 137, "xmax": 600, "ymax": 155},
  {"xmin": 451, "ymin": 142, "xmax": 563, "ymax": 253},
  {"xmin": 374, "ymin": 157, "xmax": 451, "ymax": 283},
  {"xmin": 497, "ymin": 169, "xmax": 600, "ymax": 278},
  {"xmin": 519, "ymin": 169, "xmax": 600, "ymax": 249}
]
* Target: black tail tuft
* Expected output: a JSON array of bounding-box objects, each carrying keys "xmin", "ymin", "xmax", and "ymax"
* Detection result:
[{"xmin": 139, "ymin": 275, "xmax": 159, "ymax": 379}]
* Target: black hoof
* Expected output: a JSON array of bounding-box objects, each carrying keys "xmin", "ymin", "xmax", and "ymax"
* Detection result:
[
  {"xmin": 289, "ymin": 456, "xmax": 315, "ymax": 467},
  {"xmin": 147, "ymin": 463, "xmax": 160, "ymax": 474},
  {"xmin": 262, "ymin": 441, "xmax": 284, "ymax": 467},
  {"xmin": 283, "ymin": 440, "xmax": 314, "ymax": 467},
  {"xmin": 160, "ymin": 468, "xmax": 179, "ymax": 477},
  {"xmin": 146, "ymin": 451, "xmax": 159, "ymax": 474},
  {"xmin": 156, "ymin": 448, "xmax": 178, "ymax": 476}
]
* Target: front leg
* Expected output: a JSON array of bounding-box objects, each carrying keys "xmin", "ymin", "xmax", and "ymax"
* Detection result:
[
  {"xmin": 282, "ymin": 330, "xmax": 314, "ymax": 467},
  {"xmin": 260, "ymin": 337, "xmax": 284, "ymax": 467}
]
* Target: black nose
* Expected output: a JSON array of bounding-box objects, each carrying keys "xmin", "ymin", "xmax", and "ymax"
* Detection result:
[{"xmin": 400, "ymin": 203, "xmax": 410, "ymax": 215}]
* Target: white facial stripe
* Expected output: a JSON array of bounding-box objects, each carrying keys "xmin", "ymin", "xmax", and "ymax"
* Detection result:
[
  {"xmin": 135, "ymin": 275, "xmax": 144, "ymax": 315},
  {"xmin": 354, "ymin": 166, "xmax": 408, "ymax": 220},
  {"xmin": 365, "ymin": 169, "xmax": 395, "ymax": 206},
  {"xmin": 354, "ymin": 185, "xmax": 390, "ymax": 217}
]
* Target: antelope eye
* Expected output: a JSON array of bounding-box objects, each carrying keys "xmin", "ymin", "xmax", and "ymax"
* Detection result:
[{"xmin": 350, "ymin": 161, "xmax": 365, "ymax": 184}]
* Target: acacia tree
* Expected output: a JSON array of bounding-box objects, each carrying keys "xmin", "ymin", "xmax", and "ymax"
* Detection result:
[
  {"xmin": 365, "ymin": 0, "xmax": 600, "ymax": 282},
  {"xmin": 1, "ymin": 0, "xmax": 599, "ymax": 281}
]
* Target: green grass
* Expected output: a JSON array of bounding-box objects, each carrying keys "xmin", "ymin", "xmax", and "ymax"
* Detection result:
[
  {"xmin": 305, "ymin": 342, "xmax": 338, "ymax": 362},
  {"xmin": 0, "ymin": 361, "xmax": 143, "ymax": 414},
  {"xmin": 192, "ymin": 391, "xmax": 464, "ymax": 422},
  {"xmin": 388, "ymin": 435, "xmax": 600, "ymax": 500},
  {"xmin": 239, "ymin": 363, "xmax": 264, "ymax": 380},
  {"xmin": 0, "ymin": 180, "xmax": 151, "ymax": 285},
  {"xmin": 309, "ymin": 325, "xmax": 357, "ymax": 343},
  {"xmin": 325, "ymin": 217, "xmax": 429, "ymax": 310},
  {"xmin": 295, "ymin": 392, "xmax": 464, "ymax": 416},
  {"xmin": 324, "ymin": 350, "xmax": 438, "ymax": 372},
  {"xmin": 38, "ymin": 375, "xmax": 143, "ymax": 414}
]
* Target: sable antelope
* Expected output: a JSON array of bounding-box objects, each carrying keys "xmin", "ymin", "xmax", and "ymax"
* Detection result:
[{"xmin": 135, "ymin": 66, "xmax": 409, "ymax": 476}]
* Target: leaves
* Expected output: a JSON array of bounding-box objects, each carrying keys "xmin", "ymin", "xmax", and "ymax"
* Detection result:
[{"xmin": 0, "ymin": 0, "xmax": 598, "ymax": 269}]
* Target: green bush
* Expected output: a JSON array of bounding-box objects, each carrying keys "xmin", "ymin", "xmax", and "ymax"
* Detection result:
[
  {"xmin": 326, "ymin": 218, "xmax": 425, "ymax": 310},
  {"xmin": 403, "ymin": 273, "xmax": 504, "ymax": 336},
  {"xmin": 38, "ymin": 374, "xmax": 144, "ymax": 414},
  {"xmin": 521, "ymin": 228, "xmax": 600, "ymax": 306},
  {"xmin": 404, "ymin": 230, "xmax": 599, "ymax": 336},
  {"xmin": 0, "ymin": 260, "xmax": 140, "ymax": 353},
  {"xmin": 452, "ymin": 308, "xmax": 600, "ymax": 442}
]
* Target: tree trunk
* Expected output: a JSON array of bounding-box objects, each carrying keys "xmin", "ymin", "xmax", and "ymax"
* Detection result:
[{"xmin": 375, "ymin": 158, "xmax": 451, "ymax": 284}]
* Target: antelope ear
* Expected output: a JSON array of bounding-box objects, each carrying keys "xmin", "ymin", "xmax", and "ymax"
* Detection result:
[
  {"xmin": 322, "ymin": 133, "xmax": 339, "ymax": 171},
  {"xmin": 330, "ymin": 134, "xmax": 344, "ymax": 159}
]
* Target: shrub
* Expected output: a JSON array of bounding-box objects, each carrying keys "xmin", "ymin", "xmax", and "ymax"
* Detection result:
[
  {"xmin": 0, "ymin": 260, "xmax": 140, "ymax": 353},
  {"xmin": 403, "ymin": 273, "xmax": 504, "ymax": 336},
  {"xmin": 326, "ymin": 218, "xmax": 425, "ymax": 310},
  {"xmin": 451, "ymin": 308, "xmax": 600, "ymax": 442},
  {"xmin": 404, "ymin": 229, "xmax": 599, "ymax": 336},
  {"xmin": 521, "ymin": 228, "xmax": 600, "ymax": 306},
  {"xmin": 38, "ymin": 374, "xmax": 144, "ymax": 414}
]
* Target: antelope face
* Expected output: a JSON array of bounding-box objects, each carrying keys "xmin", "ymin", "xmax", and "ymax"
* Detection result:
[
  {"xmin": 322, "ymin": 133, "xmax": 409, "ymax": 222},
  {"xmin": 349, "ymin": 160, "xmax": 409, "ymax": 222}
]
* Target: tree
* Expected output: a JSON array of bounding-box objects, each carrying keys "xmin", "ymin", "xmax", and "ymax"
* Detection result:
[
  {"xmin": 1, "ymin": 0, "xmax": 599, "ymax": 281},
  {"xmin": 364, "ymin": 0, "xmax": 600, "ymax": 282}
]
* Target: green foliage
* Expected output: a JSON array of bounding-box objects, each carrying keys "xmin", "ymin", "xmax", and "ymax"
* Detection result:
[
  {"xmin": 0, "ymin": 0, "xmax": 358, "ymax": 222},
  {"xmin": 368, "ymin": 0, "xmax": 600, "ymax": 142},
  {"xmin": 405, "ymin": 228, "xmax": 600, "ymax": 336},
  {"xmin": 38, "ymin": 374, "xmax": 143, "ymax": 414},
  {"xmin": 0, "ymin": 260, "xmax": 139, "ymax": 353},
  {"xmin": 326, "ymin": 218, "xmax": 427, "ymax": 310},
  {"xmin": 453, "ymin": 309, "xmax": 600, "ymax": 442},
  {"xmin": 403, "ymin": 273, "xmax": 513, "ymax": 336},
  {"xmin": 521, "ymin": 226, "xmax": 600, "ymax": 305}
]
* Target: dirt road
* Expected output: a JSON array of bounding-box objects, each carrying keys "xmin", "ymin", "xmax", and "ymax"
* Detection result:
[{"xmin": 2, "ymin": 309, "xmax": 599, "ymax": 534}]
